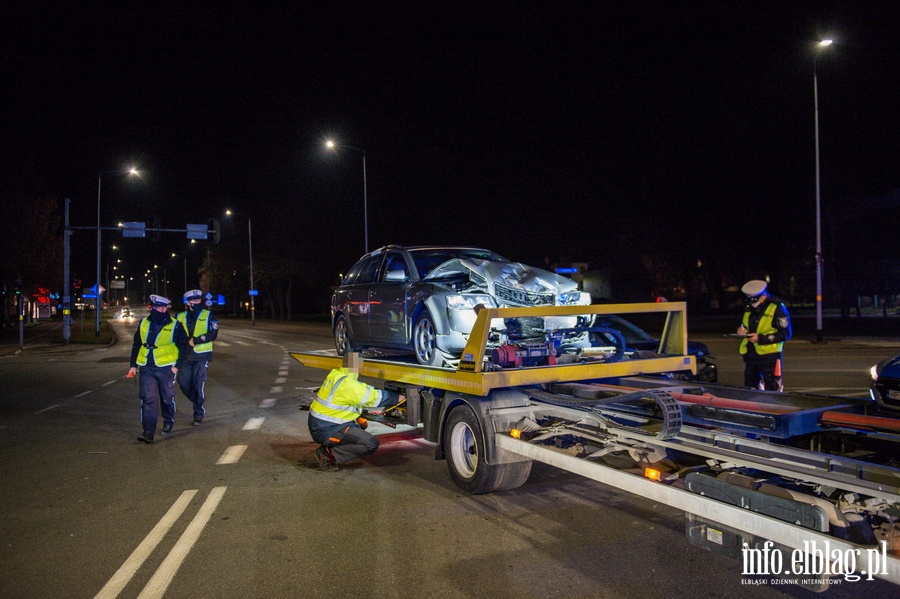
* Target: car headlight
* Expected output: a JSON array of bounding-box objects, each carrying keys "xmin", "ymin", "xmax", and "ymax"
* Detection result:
[
  {"xmin": 871, "ymin": 363, "xmax": 881, "ymax": 381},
  {"xmin": 447, "ymin": 294, "xmax": 497, "ymax": 310},
  {"xmin": 556, "ymin": 291, "xmax": 591, "ymax": 306}
]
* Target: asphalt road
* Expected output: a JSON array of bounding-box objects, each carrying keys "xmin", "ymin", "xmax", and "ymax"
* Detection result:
[{"xmin": 1, "ymin": 317, "xmax": 898, "ymax": 598}]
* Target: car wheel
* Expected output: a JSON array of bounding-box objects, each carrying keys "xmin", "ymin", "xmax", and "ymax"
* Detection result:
[
  {"xmin": 413, "ymin": 311, "xmax": 444, "ymax": 367},
  {"xmin": 333, "ymin": 315, "xmax": 357, "ymax": 356}
]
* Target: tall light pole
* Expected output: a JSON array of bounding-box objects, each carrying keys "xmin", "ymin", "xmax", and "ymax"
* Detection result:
[
  {"xmin": 96, "ymin": 166, "xmax": 138, "ymax": 336},
  {"xmin": 325, "ymin": 140, "xmax": 368, "ymax": 253},
  {"xmin": 813, "ymin": 39, "xmax": 832, "ymax": 343},
  {"xmin": 225, "ymin": 210, "xmax": 255, "ymax": 325}
]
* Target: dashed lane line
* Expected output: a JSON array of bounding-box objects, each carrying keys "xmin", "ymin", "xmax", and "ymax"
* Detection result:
[
  {"xmin": 243, "ymin": 417, "xmax": 265, "ymax": 430},
  {"xmin": 94, "ymin": 489, "xmax": 198, "ymax": 599},
  {"xmin": 274, "ymin": 377, "xmax": 287, "ymax": 384},
  {"xmin": 260, "ymin": 398, "xmax": 277, "ymax": 408},
  {"xmin": 75, "ymin": 390, "xmax": 93, "ymax": 398},
  {"xmin": 35, "ymin": 404, "xmax": 59, "ymax": 414},
  {"xmin": 215, "ymin": 445, "xmax": 248, "ymax": 465},
  {"xmin": 102, "ymin": 380, "xmax": 118, "ymax": 387},
  {"xmin": 269, "ymin": 386, "xmax": 283, "ymax": 394}
]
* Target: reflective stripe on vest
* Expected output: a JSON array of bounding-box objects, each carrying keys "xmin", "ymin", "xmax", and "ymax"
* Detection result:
[
  {"xmin": 740, "ymin": 302, "xmax": 783, "ymax": 355},
  {"xmin": 137, "ymin": 319, "xmax": 179, "ymax": 366},
  {"xmin": 177, "ymin": 310, "xmax": 213, "ymax": 353},
  {"xmin": 310, "ymin": 368, "xmax": 379, "ymax": 424}
]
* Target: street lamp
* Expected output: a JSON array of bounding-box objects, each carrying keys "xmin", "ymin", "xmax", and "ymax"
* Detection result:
[
  {"xmin": 96, "ymin": 166, "xmax": 139, "ymax": 336},
  {"xmin": 813, "ymin": 39, "xmax": 832, "ymax": 343},
  {"xmin": 325, "ymin": 139, "xmax": 368, "ymax": 253},
  {"xmin": 225, "ymin": 210, "xmax": 255, "ymax": 325}
]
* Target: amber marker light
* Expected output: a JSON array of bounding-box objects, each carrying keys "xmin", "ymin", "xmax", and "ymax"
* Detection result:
[
  {"xmin": 644, "ymin": 467, "xmax": 663, "ymax": 481},
  {"xmin": 509, "ymin": 429, "xmax": 522, "ymax": 439}
]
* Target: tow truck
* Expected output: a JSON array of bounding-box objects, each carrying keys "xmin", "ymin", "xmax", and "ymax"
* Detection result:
[{"xmin": 292, "ymin": 302, "xmax": 900, "ymax": 590}]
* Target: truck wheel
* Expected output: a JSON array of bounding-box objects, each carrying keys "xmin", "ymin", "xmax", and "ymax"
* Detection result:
[
  {"xmin": 443, "ymin": 406, "xmax": 531, "ymax": 494},
  {"xmin": 413, "ymin": 311, "xmax": 444, "ymax": 367},
  {"xmin": 334, "ymin": 315, "xmax": 357, "ymax": 356}
]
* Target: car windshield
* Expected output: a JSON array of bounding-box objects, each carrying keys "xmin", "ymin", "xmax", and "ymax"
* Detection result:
[{"xmin": 409, "ymin": 248, "xmax": 507, "ymax": 278}]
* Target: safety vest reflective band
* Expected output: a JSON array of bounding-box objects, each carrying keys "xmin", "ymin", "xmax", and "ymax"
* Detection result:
[
  {"xmin": 177, "ymin": 310, "xmax": 213, "ymax": 353},
  {"xmin": 137, "ymin": 319, "xmax": 179, "ymax": 366},
  {"xmin": 740, "ymin": 303, "xmax": 783, "ymax": 355},
  {"xmin": 311, "ymin": 368, "xmax": 381, "ymax": 424}
]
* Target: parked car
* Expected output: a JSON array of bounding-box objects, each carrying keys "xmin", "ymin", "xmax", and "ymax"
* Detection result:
[
  {"xmin": 331, "ymin": 245, "xmax": 592, "ymax": 366},
  {"xmin": 870, "ymin": 354, "xmax": 900, "ymax": 412},
  {"xmin": 590, "ymin": 314, "xmax": 718, "ymax": 382},
  {"xmin": 119, "ymin": 307, "xmax": 134, "ymax": 319}
]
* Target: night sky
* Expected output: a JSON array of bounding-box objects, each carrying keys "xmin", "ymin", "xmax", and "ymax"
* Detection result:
[{"xmin": 3, "ymin": 2, "xmax": 898, "ymax": 304}]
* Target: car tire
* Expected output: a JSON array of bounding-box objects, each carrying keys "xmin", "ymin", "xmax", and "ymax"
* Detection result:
[
  {"xmin": 333, "ymin": 315, "xmax": 357, "ymax": 356},
  {"xmin": 413, "ymin": 310, "xmax": 444, "ymax": 367}
]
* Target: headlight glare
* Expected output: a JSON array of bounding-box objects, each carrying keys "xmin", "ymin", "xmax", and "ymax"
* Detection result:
[
  {"xmin": 447, "ymin": 294, "xmax": 497, "ymax": 310},
  {"xmin": 557, "ymin": 291, "xmax": 591, "ymax": 306}
]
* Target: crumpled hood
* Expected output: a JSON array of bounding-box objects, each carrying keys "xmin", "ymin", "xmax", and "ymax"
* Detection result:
[{"xmin": 425, "ymin": 258, "xmax": 578, "ymax": 294}]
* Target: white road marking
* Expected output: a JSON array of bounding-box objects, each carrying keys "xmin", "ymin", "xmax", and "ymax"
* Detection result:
[
  {"xmin": 274, "ymin": 377, "xmax": 287, "ymax": 384},
  {"xmin": 216, "ymin": 445, "xmax": 248, "ymax": 465},
  {"xmin": 35, "ymin": 405, "xmax": 59, "ymax": 414},
  {"xmin": 75, "ymin": 390, "xmax": 93, "ymax": 398},
  {"xmin": 94, "ymin": 490, "xmax": 198, "ymax": 599},
  {"xmin": 137, "ymin": 487, "xmax": 227, "ymax": 599},
  {"xmin": 234, "ymin": 340, "xmax": 251, "ymax": 346},
  {"xmin": 269, "ymin": 385, "xmax": 282, "ymax": 394},
  {"xmin": 260, "ymin": 398, "xmax": 277, "ymax": 408},
  {"xmin": 278, "ymin": 370, "xmax": 288, "ymax": 376},
  {"xmin": 102, "ymin": 380, "xmax": 117, "ymax": 387},
  {"xmin": 243, "ymin": 417, "xmax": 265, "ymax": 430},
  {"xmin": 215, "ymin": 341, "xmax": 231, "ymax": 347}
]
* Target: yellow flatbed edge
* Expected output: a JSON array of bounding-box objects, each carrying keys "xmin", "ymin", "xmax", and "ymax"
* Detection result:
[{"xmin": 290, "ymin": 302, "xmax": 696, "ymax": 396}]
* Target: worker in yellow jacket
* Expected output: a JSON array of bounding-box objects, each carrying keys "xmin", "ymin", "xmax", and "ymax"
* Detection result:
[{"xmin": 308, "ymin": 352, "xmax": 403, "ymax": 471}]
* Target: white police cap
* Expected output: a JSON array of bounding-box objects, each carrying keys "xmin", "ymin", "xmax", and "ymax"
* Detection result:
[
  {"xmin": 741, "ymin": 280, "xmax": 768, "ymax": 298},
  {"xmin": 183, "ymin": 289, "xmax": 203, "ymax": 302},
  {"xmin": 150, "ymin": 294, "xmax": 171, "ymax": 307}
]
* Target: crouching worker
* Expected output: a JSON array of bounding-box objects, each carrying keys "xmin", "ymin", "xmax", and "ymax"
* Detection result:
[{"xmin": 308, "ymin": 352, "xmax": 403, "ymax": 472}]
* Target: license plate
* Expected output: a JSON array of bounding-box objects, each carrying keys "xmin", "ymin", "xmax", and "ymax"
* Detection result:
[{"xmin": 888, "ymin": 389, "xmax": 900, "ymax": 400}]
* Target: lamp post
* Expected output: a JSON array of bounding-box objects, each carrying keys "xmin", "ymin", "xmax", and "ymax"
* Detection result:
[
  {"xmin": 225, "ymin": 210, "xmax": 255, "ymax": 325},
  {"xmin": 813, "ymin": 39, "xmax": 832, "ymax": 343},
  {"xmin": 325, "ymin": 140, "xmax": 368, "ymax": 253},
  {"xmin": 95, "ymin": 167, "xmax": 138, "ymax": 336}
]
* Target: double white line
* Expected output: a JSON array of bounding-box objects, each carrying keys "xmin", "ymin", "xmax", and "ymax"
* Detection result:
[{"xmin": 94, "ymin": 486, "xmax": 227, "ymax": 599}]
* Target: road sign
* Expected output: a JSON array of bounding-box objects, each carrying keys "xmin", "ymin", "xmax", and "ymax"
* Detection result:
[
  {"xmin": 249, "ymin": 290, "xmax": 258, "ymax": 296},
  {"xmin": 90, "ymin": 284, "xmax": 106, "ymax": 295}
]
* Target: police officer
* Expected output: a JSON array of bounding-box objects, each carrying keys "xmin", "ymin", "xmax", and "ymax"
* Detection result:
[
  {"xmin": 128, "ymin": 295, "xmax": 188, "ymax": 443},
  {"xmin": 308, "ymin": 352, "xmax": 404, "ymax": 471},
  {"xmin": 737, "ymin": 280, "xmax": 793, "ymax": 391},
  {"xmin": 176, "ymin": 289, "xmax": 219, "ymax": 426}
]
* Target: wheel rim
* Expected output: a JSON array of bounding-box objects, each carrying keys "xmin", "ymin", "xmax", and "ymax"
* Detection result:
[
  {"xmin": 335, "ymin": 318, "xmax": 349, "ymax": 355},
  {"xmin": 449, "ymin": 421, "xmax": 478, "ymax": 479},
  {"xmin": 414, "ymin": 317, "xmax": 436, "ymax": 364}
]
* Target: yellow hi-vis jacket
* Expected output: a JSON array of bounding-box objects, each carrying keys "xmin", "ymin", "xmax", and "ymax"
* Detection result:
[
  {"xmin": 740, "ymin": 302, "xmax": 783, "ymax": 356},
  {"xmin": 311, "ymin": 367, "xmax": 385, "ymax": 424},
  {"xmin": 177, "ymin": 310, "xmax": 213, "ymax": 353},
  {"xmin": 137, "ymin": 319, "xmax": 179, "ymax": 366}
]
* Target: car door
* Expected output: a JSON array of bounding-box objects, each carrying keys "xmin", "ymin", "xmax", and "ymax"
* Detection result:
[
  {"xmin": 368, "ymin": 250, "xmax": 412, "ymax": 345},
  {"xmin": 344, "ymin": 255, "xmax": 383, "ymax": 344}
]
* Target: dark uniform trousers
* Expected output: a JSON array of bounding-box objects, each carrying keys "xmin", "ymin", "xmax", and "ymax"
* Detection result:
[
  {"xmin": 309, "ymin": 418, "xmax": 380, "ymax": 465},
  {"xmin": 140, "ymin": 366, "xmax": 177, "ymax": 434},
  {"xmin": 178, "ymin": 360, "xmax": 209, "ymax": 421}
]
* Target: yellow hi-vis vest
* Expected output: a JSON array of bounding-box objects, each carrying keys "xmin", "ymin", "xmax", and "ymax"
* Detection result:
[
  {"xmin": 137, "ymin": 318, "xmax": 179, "ymax": 366},
  {"xmin": 740, "ymin": 302, "xmax": 783, "ymax": 356},
  {"xmin": 311, "ymin": 368, "xmax": 381, "ymax": 424},
  {"xmin": 177, "ymin": 310, "xmax": 213, "ymax": 353}
]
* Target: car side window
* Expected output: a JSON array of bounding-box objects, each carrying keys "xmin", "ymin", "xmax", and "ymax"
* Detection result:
[
  {"xmin": 356, "ymin": 256, "xmax": 383, "ymax": 285},
  {"xmin": 341, "ymin": 260, "xmax": 366, "ymax": 285},
  {"xmin": 382, "ymin": 252, "xmax": 409, "ymax": 282}
]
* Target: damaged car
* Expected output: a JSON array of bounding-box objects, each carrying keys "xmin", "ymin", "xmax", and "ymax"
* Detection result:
[{"xmin": 331, "ymin": 245, "xmax": 592, "ymax": 366}]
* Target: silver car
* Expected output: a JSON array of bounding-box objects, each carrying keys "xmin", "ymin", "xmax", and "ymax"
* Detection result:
[{"xmin": 331, "ymin": 245, "xmax": 592, "ymax": 366}]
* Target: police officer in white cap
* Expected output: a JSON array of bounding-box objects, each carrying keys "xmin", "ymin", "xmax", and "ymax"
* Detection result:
[
  {"xmin": 176, "ymin": 289, "xmax": 219, "ymax": 425},
  {"xmin": 128, "ymin": 295, "xmax": 188, "ymax": 443},
  {"xmin": 736, "ymin": 280, "xmax": 793, "ymax": 391}
]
